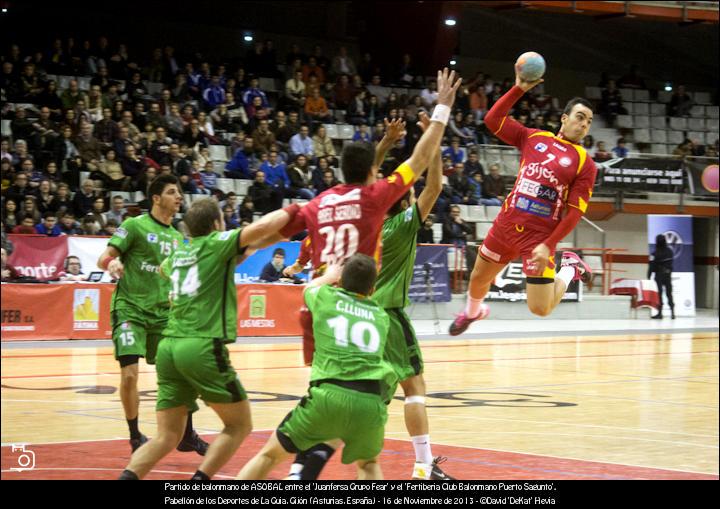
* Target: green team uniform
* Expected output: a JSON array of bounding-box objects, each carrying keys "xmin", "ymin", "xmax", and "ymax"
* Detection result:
[
  {"xmin": 108, "ymin": 214, "xmax": 184, "ymax": 364},
  {"xmin": 278, "ymin": 285, "xmax": 395, "ymax": 464},
  {"xmin": 155, "ymin": 228, "xmax": 248, "ymax": 412},
  {"xmin": 373, "ymin": 203, "xmax": 424, "ymax": 382}
]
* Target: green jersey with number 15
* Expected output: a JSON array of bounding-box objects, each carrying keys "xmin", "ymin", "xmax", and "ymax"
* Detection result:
[
  {"xmin": 305, "ymin": 285, "xmax": 395, "ymax": 386},
  {"xmin": 161, "ymin": 229, "xmax": 244, "ymax": 342},
  {"xmin": 108, "ymin": 214, "xmax": 184, "ymax": 317}
]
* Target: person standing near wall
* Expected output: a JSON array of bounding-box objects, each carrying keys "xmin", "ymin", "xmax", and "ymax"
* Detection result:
[{"xmin": 648, "ymin": 234, "xmax": 675, "ymax": 319}]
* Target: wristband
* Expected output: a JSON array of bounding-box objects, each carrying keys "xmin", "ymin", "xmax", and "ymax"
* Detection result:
[
  {"xmin": 431, "ymin": 104, "xmax": 451, "ymax": 125},
  {"xmin": 100, "ymin": 256, "xmax": 116, "ymax": 270}
]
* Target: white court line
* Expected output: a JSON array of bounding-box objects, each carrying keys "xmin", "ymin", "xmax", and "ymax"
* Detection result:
[
  {"xmin": 426, "ymin": 439, "xmax": 719, "ymax": 477},
  {"xmin": 0, "ymin": 467, "xmax": 234, "ymax": 479}
]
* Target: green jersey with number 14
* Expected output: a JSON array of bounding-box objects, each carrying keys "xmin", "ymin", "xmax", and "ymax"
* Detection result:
[
  {"xmin": 108, "ymin": 214, "xmax": 184, "ymax": 317},
  {"xmin": 160, "ymin": 229, "xmax": 244, "ymax": 342},
  {"xmin": 305, "ymin": 285, "xmax": 395, "ymax": 386}
]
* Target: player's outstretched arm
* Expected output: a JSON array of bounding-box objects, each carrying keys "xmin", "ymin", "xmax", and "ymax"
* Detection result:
[
  {"xmin": 305, "ymin": 262, "xmax": 342, "ymax": 291},
  {"xmin": 238, "ymin": 204, "xmax": 302, "ymax": 250},
  {"xmin": 373, "ymin": 118, "xmax": 407, "ymax": 168},
  {"xmin": 414, "ymin": 112, "xmax": 443, "ymax": 221},
  {"xmin": 405, "ymin": 68, "xmax": 462, "ymax": 180},
  {"xmin": 98, "ymin": 245, "xmax": 123, "ymax": 279}
]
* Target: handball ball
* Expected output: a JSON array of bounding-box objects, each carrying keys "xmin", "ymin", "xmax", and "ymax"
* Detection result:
[{"xmin": 516, "ymin": 52, "xmax": 546, "ymax": 82}]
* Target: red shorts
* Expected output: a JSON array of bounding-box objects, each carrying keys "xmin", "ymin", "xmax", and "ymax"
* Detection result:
[{"xmin": 478, "ymin": 220, "xmax": 557, "ymax": 279}]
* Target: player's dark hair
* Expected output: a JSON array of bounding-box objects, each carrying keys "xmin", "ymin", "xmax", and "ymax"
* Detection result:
[
  {"xmin": 562, "ymin": 97, "xmax": 594, "ymax": 116},
  {"xmin": 388, "ymin": 190, "xmax": 411, "ymax": 217},
  {"xmin": 341, "ymin": 254, "xmax": 377, "ymax": 295},
  {"xmin": 184, "ymin": 198, "xmax": 221, "ymax": 237},
  {"xmin": 341, "ymin": 142, "xmax": 375, "ymax": 184},
  {"xmin": 148, "ymin": 174, "xmax": 180, "ymax": 200}
]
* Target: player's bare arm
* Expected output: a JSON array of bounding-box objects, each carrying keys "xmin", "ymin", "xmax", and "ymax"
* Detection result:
[
  {"xmin": 414, "ymin": 112, "xmax": 442, "ymax": 221},
  {"xmin": 405, "ymin": 68, "xmax": 462, "ymax": 179},
  {"xmin": 304, "ymin": 262, "xmax": 342, "ymax": 292},
  {"xmin": 98, "ymin": 245, "xmax": 123, "ymax": 279},
  {"xmin": 238, "ymin": 203, "xmax": 303, "ymax": 249}
]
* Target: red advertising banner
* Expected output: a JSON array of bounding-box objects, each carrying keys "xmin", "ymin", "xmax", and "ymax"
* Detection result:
[
  {"xmin": 1, "ymin": 284, "xmax": 72, "ymax": 340},
  {"xmin": 7, "ymin": 234, "xmax": 68, "ymax": 281},
  {"xmin": 1, "ymin": 283, "xmax": 305, "ymax": 341},
  {"xmin": 237, "ymin": 284, "xmax": 304, "ymax": 336}
]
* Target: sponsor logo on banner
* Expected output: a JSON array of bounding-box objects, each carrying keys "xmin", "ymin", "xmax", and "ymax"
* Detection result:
[
  {"xmin": 534, "ymin": 142, "xmax": 548, "ymax": 153},
  {"xmin": 516, "ymin": 196, "xmax": 552, "ymax": 217},
  {"xmin": 661, "ymin": 230, "xmax": 686, "ymax": 261},
  {"xmin": 486, "ymin": 262, "xmax": 580, "ymax": 302},
  {"xmin": 517, "ymin": 178, "xmax": 558, "ymax": 202},
  {"xmin": 73, "ymin": 289, "xmax": 100, "ymax": 330},
  {"xmin": 1, "ymin": 309, "xmax": 35, "ymax": 332},
  {"xmin": 8, "ymin": 234, "xmax": 68, "ymax": 281},
  {"xmin": 249, "ymin": 294, "xmax": 266, "ymax": 318}
]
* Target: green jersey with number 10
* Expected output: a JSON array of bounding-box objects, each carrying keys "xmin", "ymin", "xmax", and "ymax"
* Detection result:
[
  {"xmin": 304, "ymin": 285, "xmax": 395, "ymax": 385},
  {"xmin": 108, "ymin": 214, "xmax": 184, "ymax": 317},
  {"xmin": 160, "ymin": 229, "xmax": 244, "ymax": 342}
]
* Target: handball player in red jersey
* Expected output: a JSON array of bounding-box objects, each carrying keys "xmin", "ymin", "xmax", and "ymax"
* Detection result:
[{"xmin": 450, "ymin": 61, "xmax": 596, "ymax": 336}]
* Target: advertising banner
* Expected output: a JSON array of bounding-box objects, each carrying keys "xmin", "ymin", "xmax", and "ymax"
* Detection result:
[
  {"xmin": 0, "ymin": 284, "xmax": 71, "ymax": 340},
  {"xmin": 67, "ymin": 236, "xmax": 113, "ymax": 282},
  {"xmin": 599, "ymin": 158, "xmax": 684, "ymax": 192},
  {"xmin": 236, "ymin": 284, "xmax": 305, "ymax": 336},
  {"xmin": 409, "ymin": 245, "xmax": 452, "ymax": 303},
  {"xmin": 485, "ymin": 259, "xmax": 581, "ymax": 302},
  {"xmin": 685, "ymin": 159, "xmax": 719, "ymax": 197},
  {"xmin": 7, "ymin": 234, "xmax": 68, "ymax": 281}
]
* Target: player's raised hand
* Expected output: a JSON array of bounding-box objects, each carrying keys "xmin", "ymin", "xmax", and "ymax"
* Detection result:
[
  {"xmin": 436, "ymin": 67, "xmax": 463, "ymax": 109},
  {"xmin": 108, "ymin": 258, "xmax": 125, "ymax": 279},
  {"xmin": 514, "ymin": 62, "xmax": 544, "ymax": 92},
  {"xmin": 323, "ymin": 261, "xmax": 344, "ymax": 285},
  {"xmin": 384, "ymin": 118, "xmax": 407, "ymax": 142}
]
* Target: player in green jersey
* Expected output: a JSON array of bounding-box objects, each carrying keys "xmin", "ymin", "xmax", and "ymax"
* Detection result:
[
  {"xmin": 119, "ymin": 198, "xmax": 301, "ymax": 480},
  {"xmin": 97, "ymin": 174, "xmax": 207, "ymax": 454},
  {"xmin": 237, "ymin": 254, "xmax": 394, "ymax": 480}
]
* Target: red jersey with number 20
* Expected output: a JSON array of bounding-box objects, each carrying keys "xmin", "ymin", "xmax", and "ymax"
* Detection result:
[
  {"xmin": 280, "ymin": 162, "xmax": 415, "ymax": 269},
  {"xmin": 490, "ymin": 87, "xmax": 597, "ymax": 235}
]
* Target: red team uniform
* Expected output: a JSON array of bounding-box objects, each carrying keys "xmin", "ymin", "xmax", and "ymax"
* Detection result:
[
  {"xmin": 281, "ymin": 162, "xmax": 416, "ymax": 363},
  {"xmin": 481, "ymin": 86, "xmax": 597, "ymax": 278}
]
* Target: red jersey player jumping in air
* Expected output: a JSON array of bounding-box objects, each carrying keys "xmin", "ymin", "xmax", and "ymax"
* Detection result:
[
  {"xmin": 449, "ymin": 61, "xmax": 597, "ymax": 336},
  {"xmin": 281, "ymin": 68, "xmax": 462, "ymax": 362}
]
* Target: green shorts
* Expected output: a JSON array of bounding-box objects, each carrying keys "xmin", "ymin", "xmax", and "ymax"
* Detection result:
[
  {"xmin": 278, "ymin": 384, "xmax": 387, "ymax": 464},
  {"xmin": 111, "ymin": 308, "xmax": 167, "ymax": 364},
  {"xmin": 155, "ymin": 337, "xmax": 247, "ymax": 413},
  {"xmin": 383, "ymin": 308, "xmax": 424, "ymax": 382}
]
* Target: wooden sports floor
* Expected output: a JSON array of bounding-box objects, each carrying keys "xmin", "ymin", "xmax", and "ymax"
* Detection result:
[{"xmin": 2, "ymin": 328, "xmax": 718, "ymax": 480}]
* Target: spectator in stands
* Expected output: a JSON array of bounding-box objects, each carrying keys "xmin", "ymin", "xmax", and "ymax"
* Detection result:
[
  {"xmin": 289, "ymin": 125, "xmax": 314, "ymax": 159},
  {"xmin": 60, "ymin": 255, "xmax": 87, "ymax": 281},
  {"xmin": 57, "ymin": 211, "xmax": 81, "ymax": 235},
  {"xmin": 4, "ymin": 173, "xmax": 30, "ymax": 210},
  {"xmin": 612, "ymin": 137, "xmax": 629, "ymax": 158},
  {"xmin": 75, "ymin": 123, "xmax": 103, "ymax": 172},
  {"xmin": 287, "ymin": 154, "xmax": 315, "ymax": 200},
  {"xmin": 121, "ymin": 145, "xmax": 146, "ymax": 189},
  {"xmin": 1, "ymin": 62, "xmax": 19, "ymax": 101},
  {"xmin": 482, "ymin": 164, "xmax": 505, "ymax": 205},
  {"xmin": 315, "ymin": 168, "xmax": 340, "ymax": 195},
  {"xmin": 346, "ymin": 89, "xmax": 370, "ymax": 125},
  {"xmin": 239, "ymin": 196, "xmax": 255, "ymax": 225},
  {"xmin": 303, "ymin": 56, "xmax": 326, "ymax": 86},
  {"xmin": 118, "ymin": 111, "xmax": 141, "ymax": 142},
  {"xmin": 225, "ymin": 144, "xmax": 253, "ymax": 180},
  {"xmin": 199, "ymin": 161, "xmax": 219, "ymax": 192},
  {"xmin": 79, "ymin": 214, "xmax": 101, "ymax": 235},
  {"xmin": 146, "ymin": 102, "xmax": 168, "ymax": 132},
  {"xmin": 420, "ymin": 80, "xmax": 438, "ymax": 108},
  {"xmin": 672, "ymin": 139, "xmax": 694, "ymax": 158},
  {"xmin": 181, "ymin": 119, "xmax": 208, "ymax": 150},
  {"xmin": 312, "ymin": 125, "xmax": 337, "ymax": 166},
  {"xmin": 285, "ymin": 69, "xmax": 307, "ymax": 112},
  {"xmin": 311, "ymin": 156, "xmax": 337, "ymax": 189},
  {"xmin": 53, "ymin": 183, "xmax": 73, "ymax": 217},
  {"xmin": 2, "ymin": 199, "xmax": 19, "ymax": 230},
  {"xmin": 448, "ymin": 162, "xmax": 477, "ymax": 205},
  {"xmin": 242, "ymin": 77, "xmax": 270, "ymax": 112},
  {"xmin": 593, "ymin": 141, "xmax": 612, "ymax": 162},
  {"xmin": 222, "ymin": 204, "xmax": 240, "ymax": 231},
  {"xmin": 203, "ymin": 76, "xmax": 226, "ymax": 111},
  {"xmin": 600, "ymin": 79, "xmax": 626, "ymax": 126},
  {"xmin": 464, "ymin": 150, "xmax": 484, "ymax": 179},
  {"xmin": 442, "ymin": 137, "xmax": 466, "ymax": 164},
  {"xmin": 60, "ymin": 79, "xmax": 87, "ymax": 110},
  {"xmin": 304, "ymin": 89, "xmax": 332, "ymax": 126},
  {"xmin": 252, "ymin": 119, "xmax": 277, "ymax": 156},
  {"xmin": 582, "ymin": 135, "xmax": 595, "ymax": 152},
  {"xmin": 667, "ymin": 85, "xmax": 694, "ymax": 117},
  {"xmin": 35, "ymin": 210, "xmax": 63, "ymax": 236},
  {"xmin": 94, "ymin": 108, "xmax": 119, "ymax": 146},
  {"xmin": 12, "ymin": 216, "xmax": 38, "ymax": 234},
  {"xmin": 417, "ymin": 215, "xmax": 435, "ymax": 244},
  {"xmin": 441, "ymin": 205, "xmax": 474, "ymax": 246},
  {"xmin": 448, "ymin": 111, "xmax": 477, "ymax": 146},
  {"xmin": 34, "ymin": 179, "xmax": 56, "ymax": 214},
  {"xmin": 97, "ymin": 149, "xmax": 127, "ymax": 191},
  {"xmin": 332, "ymin": 74, "xmax": 356, "ymax": 110},
  {"xmin": 11, "ymin": 109, "xmax": 34, "ymax": 145},
  {"xmin": 102, "ymin": 218, "xmax": 119, "ymax": 236},
  {"xmin": 73, "ymin": 179, "xmax": 99, "ymax": 217},
  {"xmin": 30, "ymin": 107, "xmax": 60, "ymax": 153},
  {"xmin": 331, "ymin": 47, "xmax": 356, "ymax": 79},
  {"xmin": 104, "ymin": 195, "xmax": 126, "ymax": 225},
  {"xmin": 166, "ymin": 103, "xmax": 185, "ymax": 138},
  {"xmin": 352, "ymin": 123, "xmax": 371, "ymax": 143},
  {"xmin": 1, "ymin": 246, "xmax": 20, "ymax": 282},
  {"xmin": 248, "ymin": 170, "xmax": 276, "ymax": 214},
  {"xmin": 86, "ymin": 196, "xmax": 108, "ymax": 232}
]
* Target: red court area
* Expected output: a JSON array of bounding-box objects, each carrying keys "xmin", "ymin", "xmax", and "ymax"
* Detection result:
[{"xmin": 2, "ymin": 432, "xmax": 716, "ymax": 480}]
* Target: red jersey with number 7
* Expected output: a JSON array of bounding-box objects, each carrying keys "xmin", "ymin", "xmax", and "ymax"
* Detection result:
[
  {"xmin": 488, "ymin": 86, "xmax": 597, "ymax": 235},
  {"xmin": 280, "ymin": 162, "xmax": 416, "ymax": 269}
]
